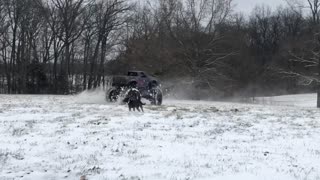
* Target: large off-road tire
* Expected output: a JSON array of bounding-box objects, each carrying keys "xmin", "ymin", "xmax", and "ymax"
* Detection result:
[
  {"xmin": 128, "ymin": 81, "xmax": 138, "ymax": 88},
  {"xmin": 148, "ymin": 81, "xmax": 158, "ymax": 89},
  {"xmin": 107, "ymin": 88, "xmax": 120, "ymax": 102},
  {"xmin": 150, "ymin": 87, "xmax": 163, "ymax": 105},
  {"xmin": 156, "ymin": 90, "xmax": 163, "ymax": 105}
]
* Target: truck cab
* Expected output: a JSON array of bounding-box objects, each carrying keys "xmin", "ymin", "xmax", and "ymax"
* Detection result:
[{"xmin": 108, "ymin": 71, "xmax": 162, "ymax": 105}]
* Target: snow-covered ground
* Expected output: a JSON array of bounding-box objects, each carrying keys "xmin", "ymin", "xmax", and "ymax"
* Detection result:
[
  {"xmin": 0, "ymin": 92, "xmax": 319, "ymax": 180},
  {"xmin": 254, "ymin": 94, "xmax": 317, "ymax": 108}
]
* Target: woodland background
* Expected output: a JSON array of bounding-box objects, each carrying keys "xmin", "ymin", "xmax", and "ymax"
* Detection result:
[{"xmin": 1, "ymin": 0, "xmax": 320, "ymax": 102}]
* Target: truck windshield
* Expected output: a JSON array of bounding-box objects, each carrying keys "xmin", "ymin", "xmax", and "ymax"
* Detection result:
[
  {"xmin": 128, "ymin": 72, "xmax": 138, "ymax": 76},
  {"xmin": 140, "ymin": 72, "xmax": 147, "ymax": 77}
]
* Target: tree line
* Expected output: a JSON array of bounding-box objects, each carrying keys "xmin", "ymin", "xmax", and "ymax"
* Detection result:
[
  {"xmin": 0, "ymin": 0, "xmax": 320, "ymax": 106},
  {"xmin": 0, "ymin": 0, "xmax": 130, "ymax": 94}
]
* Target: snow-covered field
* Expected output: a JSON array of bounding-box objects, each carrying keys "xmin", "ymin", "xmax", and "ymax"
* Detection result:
[{"xmin": 0, "ymin": 92, "xmax": 320, "ymax": 180}]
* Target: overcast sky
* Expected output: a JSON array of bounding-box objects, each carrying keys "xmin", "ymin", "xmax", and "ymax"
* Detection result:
[{"xmin": 234, "ymin": 0, "xmax": 287, "ymax": 14}]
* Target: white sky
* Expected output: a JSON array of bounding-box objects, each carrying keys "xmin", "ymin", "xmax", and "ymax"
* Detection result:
[{"xmin": 234, "ymin": 0, "xmax": 287, "ymax": 14}]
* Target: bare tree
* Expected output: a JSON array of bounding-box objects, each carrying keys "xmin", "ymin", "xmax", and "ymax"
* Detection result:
[
  {"xmin": 2, "ymin": 0, "xmax": 319, "ymax": 101},
  {"xmin": 306, "ymin": 0, "xmax": 320, "ymax": 24},
  {"xmin": 0, "ymin": 0, "xmax": 133, "ymax": 94},
  {"xmin": 88, "ymin": 0, "xmax": 130, "ymax": 89},
  {"xmin": 49, "ymin": 0, "xmax": 87, "ymax": 93},
  {"xmin": 167, "ymin": 0, "xmax": 236, "ymax": 90},
  {"xmin": 0, "ymin": 1, "xmax": 10, "ymax": 93},
  {"xmin": 284, "ymin": 0, "xmax": 320, "ymax": 107}
]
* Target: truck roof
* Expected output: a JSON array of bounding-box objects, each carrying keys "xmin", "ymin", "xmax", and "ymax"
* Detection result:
[{"xmin": 128, "ymin": 70, "xmax": 144, "ymax": 73}]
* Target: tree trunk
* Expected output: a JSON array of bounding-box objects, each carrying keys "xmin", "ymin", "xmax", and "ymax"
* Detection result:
[
  {"xmin": 88, "ymin": 38, "xmax": 101, "ymax": 89},
  {"xmin": 10, "ymin": 23, "xmax": 17, "ymax": 94},
  {"xmin": 317, "ymin": 90, "xmax": 320, "ymax": 108},
  {"xmin": 64, "ymin": 42, "xmax": 70, "ymax": 94},
  {"xmin": 82, "ymin": 38, "xmax": 90, "ymax": 90},
  {"xmin": 53, "ymin": 40, "xmax": 59, "ymax": 93},
  {"xmin": 94, "ymin": 37, "xmax": 107, "ymax": 88},
  {"xmin": 318, "ymin": 61, "xmax": 320, "ymax": 108},
  {"xmin": 2, "ymin": 46, "xmax": 10, "ymax": 94}
]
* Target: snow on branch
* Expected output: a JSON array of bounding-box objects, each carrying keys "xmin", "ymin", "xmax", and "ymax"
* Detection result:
[
  {"xmin": 288, "ymin": 51, "xmax": 319, "ymax": 68},
  {"xmin": 277, "ymin": 68, "xmax": 320, "ymax": 86}
]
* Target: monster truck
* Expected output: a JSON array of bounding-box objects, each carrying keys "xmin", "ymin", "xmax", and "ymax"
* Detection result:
[{"xmin": 107, "ymin": 71, "xmax": 163, "ymax": 105}]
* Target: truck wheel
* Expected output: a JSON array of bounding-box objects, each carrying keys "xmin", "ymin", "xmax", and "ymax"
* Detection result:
[
  {"xmin": 148, "ymin": 81, "xmax": 158, "ymax": 89},
  {"xmin": 156, "ymin": 91, "xmax": 163, "ymax": 105},
  {"xmin": 108, "ymin": 89, "xmax": 120, "ymax": 102},
  {"xmin": 150, "ymin": 87, "xmax": 162, "ymax": 105},
  {"xmin": 128, "ymin": 81, "xmax": 138, "ymax": 88}
]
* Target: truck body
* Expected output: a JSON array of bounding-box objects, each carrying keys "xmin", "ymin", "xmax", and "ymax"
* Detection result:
[
  {"xmin": 111, "ymin": 71, "xmax": 159, "ymax": 89},
  {"xmin": 107, "ymin": 71, "xmax": 162, "ymax": 105}
]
